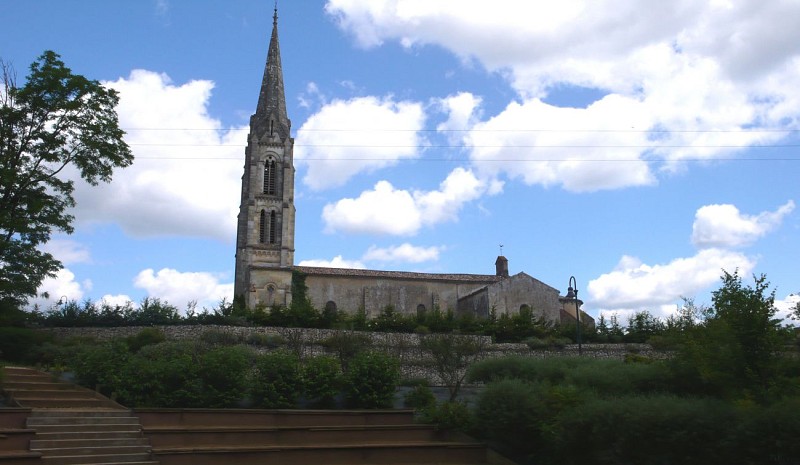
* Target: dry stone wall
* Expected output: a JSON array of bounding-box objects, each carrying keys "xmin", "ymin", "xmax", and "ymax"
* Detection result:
[{"xmin": 39, "ymin": 326, "xmax": 669, "ymax": 385}]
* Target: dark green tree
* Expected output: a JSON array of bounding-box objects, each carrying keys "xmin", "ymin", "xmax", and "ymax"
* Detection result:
[{"xmin": 0, "ymin": 51, "xmax": 132, "ymax": 309}]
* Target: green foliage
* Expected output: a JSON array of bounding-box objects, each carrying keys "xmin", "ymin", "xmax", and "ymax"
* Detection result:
[
  {"xmin": 403, "ymin": 384, "xmax": 436, "ymax": 410},
  {"xmin": 115, "ymin": 341, "xmax": 203, "ymax": 407},
  {"xmin": 253, "ymin": 350, "xmax": 303, "ymax": 408},
  {"xmin": 302, "ymin": 355, "xmax": 342, "ymax": 408},
  {"xmin": 371, "ymin": 305, "xmax": 416, "ymax": 332},
  {"xmin": 552, "ymin": 395, "xmax": 737, "ymax": 465},
  {"xmin": 288, "ymin": 270, "xmax": 320, "ymax": 327},
  {"xmin": 124, "ymin": 328, "xmax": 166, "ymax": 353},
  {"xmin": 0, "ymin": 51, "xmax": 132, "ymax": 309},
  {"xmin": 669, "ymin": 271, "xmax": 784, "ymax": 400},
  {"xmin": 245, "ymin": 332, "xmax": 285, "ymax": 348},
  {"xmin": 70, "ymin": 340, "xmax": 130, "ymax": 397},
  {"xmin": 421, "ymin": 400, "xmax": 475, "ymax": 433},
  {"xmin": 624, "ymin": 310, "xmax": 666, "ymax": 342},
  {"xmin": 199, "ymin": 328, "xmax": 243, "ymax": 346},
  {"xmin": 344, "ymin": 351, "xmax": 400, "ymax": 408},
  {"xmin": 420, "ymin": 333, "xmax": 487, "ymax": 401},
  {"xmin": 197, "ymin": 345, "xmax": 254, "ymax": 408},
  {"xmin": 0, "ymin": 326, "xmax": 47, "ymax": 362},
  {"xmin": 320, "ymin": 331, "xmax": 372, "ymax": 372}
]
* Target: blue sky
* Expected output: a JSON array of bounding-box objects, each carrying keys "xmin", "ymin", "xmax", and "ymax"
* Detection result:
[{"xmin": 3, "ymin": 0, "xmax": 798, "ymax": 321}]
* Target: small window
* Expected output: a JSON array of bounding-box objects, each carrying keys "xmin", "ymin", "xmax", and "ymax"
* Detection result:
[
  {"xmin": 269, "ymin": 211, "xmax": 277, "ymax": 244},
  {"xmin": 259, "ymin": 210, "xmax": 267, "ymax": 243},
  {"xmin": 263, "ymin": 159, "xmax": 276, "ymax": 195},
  {"xmin": 325, "ymin": 301, "xmax": 337, "ymax": 314}
]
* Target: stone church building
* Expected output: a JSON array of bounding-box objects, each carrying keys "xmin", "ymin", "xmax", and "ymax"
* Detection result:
[{"xmin": 234, "ymin": 10, "xmax": 589, "ymax": 326}]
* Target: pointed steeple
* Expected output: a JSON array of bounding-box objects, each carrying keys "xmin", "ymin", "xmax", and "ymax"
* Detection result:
[{"xmin": 254, "ymin": 5, "xmax": 291, "ymax": 140}]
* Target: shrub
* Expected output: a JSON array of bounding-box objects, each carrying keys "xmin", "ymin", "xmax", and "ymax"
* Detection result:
[
  {"xmin": 0, "ymin": 327, "xmax": 46, "ymax": 363},
  {"xmin": 198, "ymin": 345, "xmax": 255, "ymax": 408},
  {"xmin": 344, "ymin": 351, "xmax": 400, "ymax": 408},
  {"xmin": 246, "ymin": 332, "xmax": 285, "ymax": 348},
  {"xmin": 125, "ymin": 327, "xmax": 166, "ymax": 352},
  {"xmin": 320, "ymin": 331, "xmax": 372, "ymax": 372},
  {"xmin": 302, "ymin": 355, "xmax": 342, "ymax": 408},
  {"xmin": 552, "ymin": 395, "xmax": 738, "ymax": 465},
  {"xmin": 70, "ymin": 340, "xmax": 130, "ymax": 397},
  {"xmin": 115, "ymin": 341, "xmax": 203, "ymax": 407},
  {"xmin": 422, "ymin": 400, "xmax": 474, "ymax": 433},
  {"xmin": 253, "ymin": 350, "xmax": 302, "ymax": 408},
  {"xmin": 199, "ymin": 328, "xmax": 243, "ymax": 346},
  {"xmin": 403, "ymin": 384, "xmax": 436, "ymax": 410}
]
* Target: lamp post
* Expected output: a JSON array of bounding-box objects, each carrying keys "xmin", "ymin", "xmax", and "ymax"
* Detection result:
[{"xmin": 566, "ymin": 276, "xmax": 582, "ymax": 355}]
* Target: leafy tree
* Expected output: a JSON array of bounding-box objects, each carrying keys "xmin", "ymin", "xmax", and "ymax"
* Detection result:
[
  {"xmin": 420, "ymin": 333, "xmax": 488, "ymax": 401},
  {"xmin": 0, "ymin": 51, "xmax": 132, "ymax": 309}
]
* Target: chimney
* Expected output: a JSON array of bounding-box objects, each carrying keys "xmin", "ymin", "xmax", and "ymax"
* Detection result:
[{"xmin": 495, "ymin": 255, "xmax": 509, "ymax": 278}]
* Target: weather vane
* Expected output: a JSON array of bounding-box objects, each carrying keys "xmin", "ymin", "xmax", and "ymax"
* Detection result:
[{"xmin": 499, "ymin": 244, "xmax": 504, "ymax": 255}]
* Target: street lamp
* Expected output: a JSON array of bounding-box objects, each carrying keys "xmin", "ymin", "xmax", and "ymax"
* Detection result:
[{"xmin": 566, "ymin": 276, "xmax": 582, "ymax": 355}]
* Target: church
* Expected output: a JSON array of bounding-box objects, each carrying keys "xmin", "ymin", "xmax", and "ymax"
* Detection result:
[{"xmin": 233, "ymin": 9, "xmax": 589, "ymax": 327}]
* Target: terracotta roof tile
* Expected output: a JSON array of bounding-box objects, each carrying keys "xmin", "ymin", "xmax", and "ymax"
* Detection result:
[{"xmin": 294, "ymin": 266, "xmax": 503, "ymax": 283}]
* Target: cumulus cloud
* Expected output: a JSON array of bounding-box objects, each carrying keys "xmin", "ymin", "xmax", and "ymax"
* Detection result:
[
  {"xmin": 587, "ymin": 248, "xmax": 756, "ymax": 313},
  {"xmin": 40, "ymin": 238, "xmax": 92, "ymax": 265},
  {"xmin": 69, "ymin": 70, "xmax": 243, "ymax": 241},
  {"xmin": 775, "ymin": 294, "xmax": 799, "ymax": 326},
  {"xmin": 322, "ymin": 167, "xmax": 485, "ymax": 235},
  {"xmin": 27, "ymin": 268, "xmax": 90, "ymax": 310},
  {"xmin": 363, "ymin": 243, "xmax": 442, "ymax": 263},
  {"xmin": 297, "ymin": 255, "xmax": 366, "ymax": 269},
  {"xmin": 134, "ymin": 268, "xmax": 234, "ymax": 309},
  {"xmin": 295, "ymin": 96, "xmax": 426, "ymax": 190},
  {"xmin": 326, "ymin": 0, "xmax": 800, "ymax": 192},
  {"xmin": 691, "ymin": 200, "xmax": 795, "ymax": 249}
]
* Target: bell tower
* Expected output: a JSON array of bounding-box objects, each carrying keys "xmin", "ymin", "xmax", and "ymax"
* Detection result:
[{"xmin": 234, "ymin": 7, "xmax": 295, "ymax": 308}]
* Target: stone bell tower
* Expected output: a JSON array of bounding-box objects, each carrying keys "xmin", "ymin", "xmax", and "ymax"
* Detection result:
[{"xmin": 234, "ymin": 7, "xmax": 295, "ymax": 308}]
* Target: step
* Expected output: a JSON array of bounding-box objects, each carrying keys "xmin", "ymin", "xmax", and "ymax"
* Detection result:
[
  {"xmin": 31, "ymin": 445, "xmax": 151, "ymax": 457},
  {"xmin": 28, "ymin": 416, "xmax": 140, "ymax": 426},
  {"xmin": 1, "ymin": 382, "xmax": 76, "ymax": 391},
  {"xmin": 16, "ymin": 398, "xmax": 108, "ymax": 409},
  {"xmin": 152, "ymin": 442, "xmax": 487, "ymax": 465},
  {"xmin": 145, "ymin": 424, "xmax": 440, "ymax": 448},
  {"xmin": 39, "ymin": 452, "xmax": 153, "ymax": 465},
  {"xmin": 6, "ymin": 389, "xmax": 98, "ymax": 400},
  {"xmin": 30, "ymin": 438, "xmax": 149, "ymax": 449},
  {"xmin": 31, "ymin": 424, "xmax": 142, "ymax": 434},
  {"xmin": 30, "ymin": 410, "xmax": 131, "ymax": 418},
  {"xmin": 35, "ymin": 431, "xmax": 143, "ymax": 441}
]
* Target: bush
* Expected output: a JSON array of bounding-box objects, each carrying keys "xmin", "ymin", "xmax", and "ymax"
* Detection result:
[
  {"xmin": 199, "ymin": 328, "xmax": 243, "ymax": 346},
  {"xmin": 0, "ymin": 327, "xmax": 46, "ymax": 363},
  {"xmin": 552, "ymin": 395, "xmax": 738, "ymax": 465},
  {"xmin": 302, "ymin": 356, "xmax": 342, "ymax": 408},
  {"xmin": 125, "ymin": 327, "xmax": 166, "ymax": 352},
  {"xmin": 198, "ymin": 345, "xmax": 254, "ymax": 408},
  {"xmin": 403, "ymin": 384, "xmax": 436, "ymax": 410},
  {"xmin": 115, "ymin": 341, "xmax": 203, "ymax": 407},
  {"xmin": 422, "ymin": 400, "xmax": 474, "ymax": 433},
  {"xmin": 320, "ymin": 331, "xmax": 372, "ymax": 372},
  {"xmin": 344, "ymin": 351, "xmax": 400, "ymax": 408},
  {"xmin": 246, "ymin": 332, "xmax": 285, "ymax": 348},
  {"xmin": 253, "ymin": 350, "xmax": 303, "ymax": 408},
  {"xmin": 69, "ymin": 340, "xmax": 130, "ymax": 396},
  {"xmin": 468, "ymin": 355, "xmax": 590, "ymax": 385}
]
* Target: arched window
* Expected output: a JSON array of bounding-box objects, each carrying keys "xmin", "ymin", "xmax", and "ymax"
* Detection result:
[
  {"xmin": 325, "ymin": 301, "xmax": 337, "ymax": 315},
  {"xmin": 259, "ymin": 210, "xmax": 266, "ymax": 243},
  {"xmin": 269, "ymin": 211, "xmax": 277, "ymax": 244},
  {"xmin": 263, "ymin": 159, "xmax": 276, "ymax": 195}
]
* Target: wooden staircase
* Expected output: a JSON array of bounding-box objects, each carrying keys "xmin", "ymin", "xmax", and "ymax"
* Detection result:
[
  {"xmin": 136, "ymin": 409, "xmax": 502, "ymax": 465},
  {"xmin": 3, "ymin": 367, "xmax": 512, "ymax": 465},
  {"xmin": 1, "ymin": 367, "xmax": 157, "ymax": 465}
]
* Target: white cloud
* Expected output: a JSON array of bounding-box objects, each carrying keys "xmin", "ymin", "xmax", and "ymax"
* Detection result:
[
  {"xmin": 27, "ymin": 268, "xmax": 89, "ymax": 310},
  {"xmin": 363, "ymin": 243, "xmax": 442, "ymax": 263},
  {"xmin": 40, "ymin": 238, "xmax": 91, "ymax": 265},
  {"xmin": 295, "ymin": 96, "xmax": 426, "ymax": 190},
  {"xmin": 322, "ymin": 167, "xmax": 485, "ymax": 235},
  {"xmin": 69, "ymin": 70, "xmax": 243, "ymax": 241},
  {"xmin": 691, "ymin": 200, "xmax": 795, "ymax": 249},
  {"xmin": 133, "ymin": 268, "xmax": 233, "ymax": 309},
  {"xmin": 587, "ymin": 248, "xmax": 756, "ymax": 312},
  {"xmin": 775, "ymin": 293, "xmax": 799, "ymax": 326},
  {"xmin": 100, "ymin": 294, "xmax": 135, "ymax": 308},
  {"xmin": 297, "ymin": 255, "xmax": 366, "ymax": 269},
  {"xmin": 326, "ymin": 0, "xmax": 800, "ymax": 192}
]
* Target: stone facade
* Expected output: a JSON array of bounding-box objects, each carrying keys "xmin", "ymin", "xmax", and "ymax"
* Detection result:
[{"xmin": 234, "ymin": 9, "xmax": 592, "ymax": 327}]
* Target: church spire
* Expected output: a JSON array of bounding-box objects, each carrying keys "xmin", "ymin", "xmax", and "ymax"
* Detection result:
[{"xmin": 254, "ymin": 4, "xmax": 290, "ymax": 140}]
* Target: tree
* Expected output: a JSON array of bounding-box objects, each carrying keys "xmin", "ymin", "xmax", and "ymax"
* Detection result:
[
  {"xmin": 420, "ymin": 333, "xmax": 488, "ymax": 401},
  {"xmin": 0, "ymin": 51, "xmax": 132, "ymax": 309}
]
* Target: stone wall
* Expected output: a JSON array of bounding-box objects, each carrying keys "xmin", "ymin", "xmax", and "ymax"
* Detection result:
[{"xmin": 38, "ymin": 326, "xmax": 669, "ymax": 386}]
